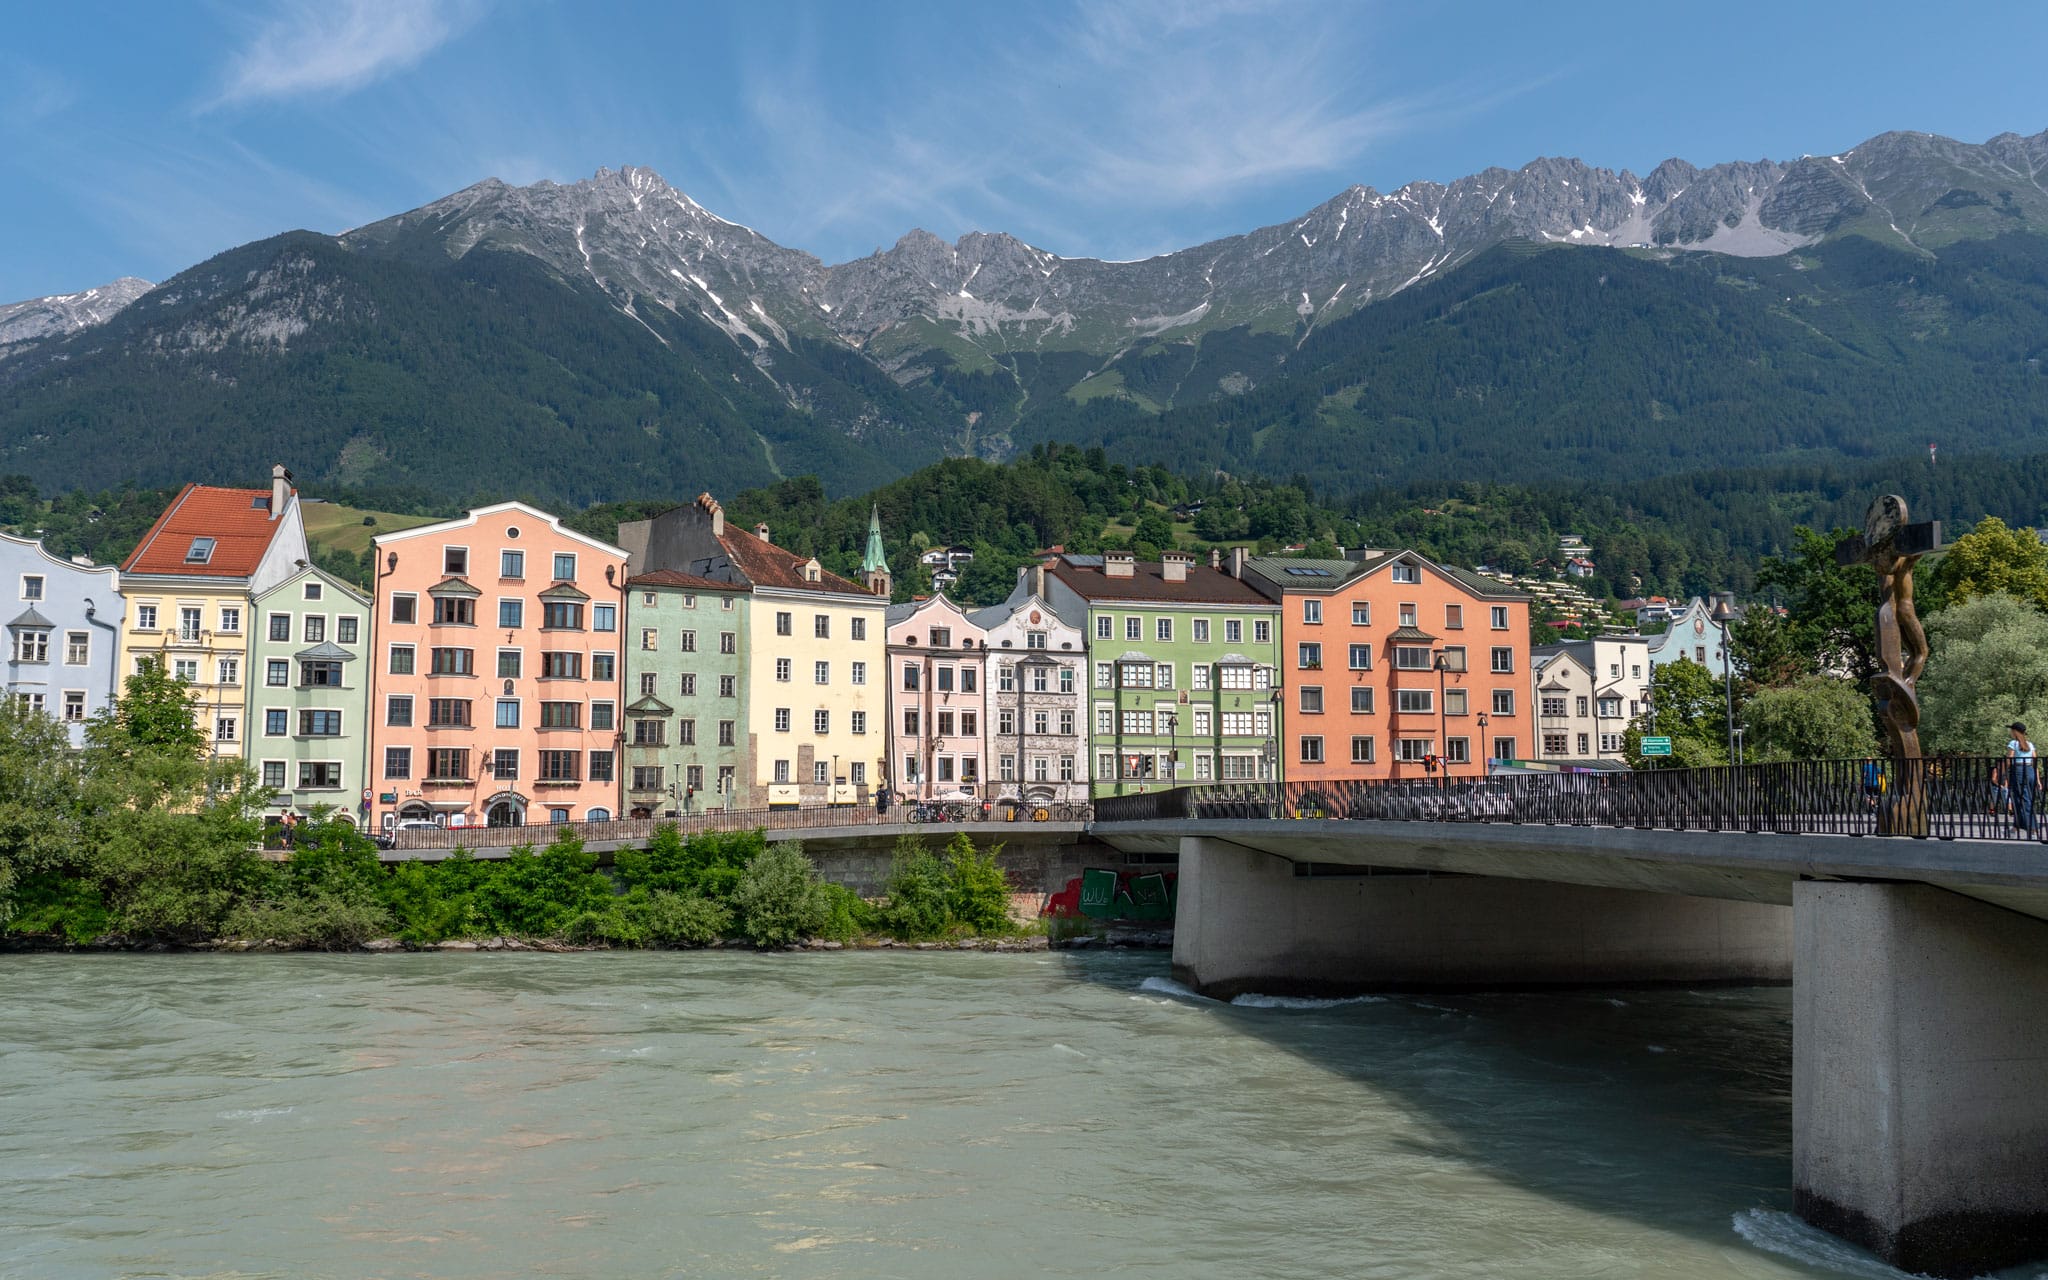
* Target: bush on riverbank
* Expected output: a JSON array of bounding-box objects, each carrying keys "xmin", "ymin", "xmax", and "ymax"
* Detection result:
[{"xmin": 877, "ymin": 833, "xmax": 1020, "ymax": 941}]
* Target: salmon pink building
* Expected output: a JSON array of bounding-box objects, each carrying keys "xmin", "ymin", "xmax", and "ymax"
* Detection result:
[
  {"xmin": 883, "ymin": 593, "xmax": 990, "ymax": 802},
  {"xmin": 1244, "ymin": 550, "xmax": 1531, "ymax": 783},
  {"xmin": 368, "ymin": 503, "xmax": 628, "ymax": 833}
]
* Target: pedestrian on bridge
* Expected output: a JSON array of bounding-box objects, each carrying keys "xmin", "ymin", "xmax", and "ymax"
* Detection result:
[{"xmin": 2008, "ymin": 723, "xmax": 2037, "ymax": 834}]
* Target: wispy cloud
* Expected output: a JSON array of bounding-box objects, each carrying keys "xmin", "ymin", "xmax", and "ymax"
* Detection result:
[
  {"xmin": 212, "ymin": 0, "xmax": 482, "ymax": 108},
  {"xmin": 0, "ymin": 58, "xmax": 78, "ymax": 129}
]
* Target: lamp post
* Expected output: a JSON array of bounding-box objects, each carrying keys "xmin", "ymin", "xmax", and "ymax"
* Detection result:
[
  {"xmin": 1433, "ymin": 650, "xmax": 1451, "ymax": 780},
  {"xmin": 1165, "ymin": 710, "xmax": 1179, "ymax": 789},
  {"xmin": 1710, "ymin": 595, "xmax": 1740, "ymax": 766},
  {"xmin": 1477, "ymin": 711, "xmax": 1490, "ymax": 776}
]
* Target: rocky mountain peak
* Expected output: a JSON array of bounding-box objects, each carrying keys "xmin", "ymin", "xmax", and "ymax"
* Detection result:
[{"xmin": 0, "ymin": 275, "xmax": 154, "ymax": 360}]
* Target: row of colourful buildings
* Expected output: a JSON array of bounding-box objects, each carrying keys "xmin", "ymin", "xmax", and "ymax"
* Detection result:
[{"xmin": 5, "ymin": 467, "xmax": 1736, "ymax": 834}]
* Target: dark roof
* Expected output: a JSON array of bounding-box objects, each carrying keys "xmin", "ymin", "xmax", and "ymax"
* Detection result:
[
  {"xmin": 7, "ymin": 605, "xmax": 54, "ymax": 629},
  {"xmin": 1048, "ymin": 556, "xmax": 1271, "ymax": 606},
  {"xmin": 1241, "ymin": 551, "xmax": 1529, "ymax": 602},
  {"xmin": 1387, "ymin": 626, "xmax": 1437, "ymax": 643},
  {"xmin": 624, "ymin": 569, "xmax": 743, "ymax": 593},
  {"xmin": 294, "ymin": 641, "xmax": 357, "ymax": 662},
  {"xmin": 121, "ymin": 483, "xmax": 292, "ymax": 578}
]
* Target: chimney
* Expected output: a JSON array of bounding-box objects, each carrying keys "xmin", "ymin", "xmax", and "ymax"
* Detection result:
[
  {"xmin": 1209, "ymin": 547, "xmax": 1222, "ymax": 570},
  {"xmin": 1031, "ymin": 562, "xmax": 1047, "ymax": 598},
  {"xmin": 1230, "ymin": 546, "xmax": 1248, "ymax": 579},
  {"xmin": 1161, "ymin": 550, "xmax": 1194, "ymax": 583},
  {"xmin": 270, "ymin": 464, "xmax": 293, "ymax": 520},
  {"xmin": 1103, "ymin": 550, "xmax": 1136, "ymax": 579},
  {"xmin": 754, "ymin": 522, "xmax": 771, "ymax": 543},
  {"xmin": 696, "ymin": 492, "xmax": 724, "ymax": 537}
]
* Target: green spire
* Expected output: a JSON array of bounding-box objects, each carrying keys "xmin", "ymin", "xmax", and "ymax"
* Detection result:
[{"xmin": 861, "ymin": 504, "xmax": 890, "ymax": 573}]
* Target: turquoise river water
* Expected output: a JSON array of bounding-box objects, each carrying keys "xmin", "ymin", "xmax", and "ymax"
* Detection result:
[{"xmin": 2, "ymin": 952, "xmax": 2041, "ymax": 1280}]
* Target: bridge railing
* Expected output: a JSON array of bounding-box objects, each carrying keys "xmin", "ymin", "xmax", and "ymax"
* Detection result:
[
  {"xmin": 1093, "ymin": 756, "xmax": 2044, "ymax": 842},
  {"xmin": 388, "ymin": 800, "xmax": 1091, "ymax": 851}
]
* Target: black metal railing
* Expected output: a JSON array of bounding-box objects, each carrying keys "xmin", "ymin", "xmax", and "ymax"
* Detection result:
[{"xmin": 1092, "ymin": 756, "xmax": 2045, "ymax": 842}]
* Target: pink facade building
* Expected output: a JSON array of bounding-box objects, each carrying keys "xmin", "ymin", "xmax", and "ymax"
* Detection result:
[
  {"xmin": 883, "ymin": 594, "xmax": 990, "ymax": 802},
  {"xmin": 368, "ymin": 503, "xmax": 628, "ymax": 833}
]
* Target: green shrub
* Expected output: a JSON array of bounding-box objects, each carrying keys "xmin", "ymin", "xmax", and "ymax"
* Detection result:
[
  {"xmin": 943, "ymin": 832, "xmax": 1015, "ymax": 936},
  {"xmin": 730, "ymin": 841, "xmax": 830, "ymax": 947},
  {"xmin": 815, "ymin": 882, "xmax": 877, "ymax": 942},
  {"xmin": 3, "ymin": 871, "xmax": 111, "ymax": 943},
  {"xmin": 223, "ymin": 893, "xmax": 390, "ymax": 949},
  {"xmin": 627, "ymin": 890, "xmax": 731, "ymax": 947},
  {"xmin": 564, "ymin": 907, "xmax": 639, "ymax": 947},
  {"xmin": 880, "ymin": 835, "xmax": 951, "ymax": 940},
  {"xmin": 475, "ymin": 833, "xmax": 616, "ymax": 937},
  {"xmin": 616, "ymin": 825, "xmax": 761, "ymax": 900}
]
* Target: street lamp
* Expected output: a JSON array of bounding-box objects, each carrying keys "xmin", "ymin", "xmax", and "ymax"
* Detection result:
[
  {"xmin": 1710, "ymin": 595, "xmax": 1740, "ymax": 766},
  {"xmin": 1164, "ymin": 710, "xmax": 1179, "ymax": 788},
  {"xmin": 1477, "ymin": 711, "xmax": 1490, "ymax": 775},
  {"xmin": 1433, "ymin": 650, "xmax": 1451, "ymax": 780}
]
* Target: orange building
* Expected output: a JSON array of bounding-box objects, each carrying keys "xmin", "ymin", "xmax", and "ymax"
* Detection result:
[
  {"xmin": 1244, "ymin": 550, "xmax": 1531, "ymax": 782},
  {"xmin": 367, "ymin": 503, "xmax": 628, "ymax": 833}
]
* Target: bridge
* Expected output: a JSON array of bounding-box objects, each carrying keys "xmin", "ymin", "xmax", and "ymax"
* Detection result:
[{"xmin": 1090, "ymin": 760, "xmax": 2048, "ymax": 1278}]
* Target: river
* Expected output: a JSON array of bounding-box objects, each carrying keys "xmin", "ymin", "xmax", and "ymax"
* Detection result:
[{"xmin": 0, "ymin": 952, "xmax": 2024, "ymax": 1279}]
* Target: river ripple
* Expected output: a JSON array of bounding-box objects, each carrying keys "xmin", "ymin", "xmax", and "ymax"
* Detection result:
[{"xmin": 0, "ymin": 952, "xmax": 2018, "ymax": 1279}]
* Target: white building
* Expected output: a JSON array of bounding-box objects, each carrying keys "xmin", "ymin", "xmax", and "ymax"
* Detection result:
[{"xmin": 1531, "ymin": 635, "xmax": 1652, "ymax": 764}]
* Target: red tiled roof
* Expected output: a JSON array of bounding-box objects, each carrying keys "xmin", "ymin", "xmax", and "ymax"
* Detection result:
[
  {"xmin": 624, "ymin": 569, "xmax": 743, "ymax": 592},
  {"xmin": 718, "ymin": 529, "xmax": 878, "ymax": 598},
  {"xmin": 121, "ymin": 484, "xmax": 292, "ymax": 577}
]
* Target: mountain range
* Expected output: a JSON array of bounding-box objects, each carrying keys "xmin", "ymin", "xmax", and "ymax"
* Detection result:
[{"xmin": 4, "ymin": 126, "xmax": 2047, "ymax": 505}]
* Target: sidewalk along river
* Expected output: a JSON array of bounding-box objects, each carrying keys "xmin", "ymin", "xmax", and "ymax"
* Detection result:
[{"xmin": 1, "ymin": 952, "xmax": 2009, "ymax": 1280}]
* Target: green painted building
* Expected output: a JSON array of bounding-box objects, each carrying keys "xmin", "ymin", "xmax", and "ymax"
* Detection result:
[
  {"xmin": 621, "ymin": 570, "xmax": 750, "ymax": 815},
  {"xmin": 249, "ymin": 564, "xmax": 373, "ymax": 826},
  {"xmin": 1039, "ymin": 551, "xmax": 1283, "ymax": 798}
]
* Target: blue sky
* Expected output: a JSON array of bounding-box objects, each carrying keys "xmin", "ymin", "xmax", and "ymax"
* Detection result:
[{"xmin": 4, "ymin": 1, "xmax": 2046, "ymax": 301}]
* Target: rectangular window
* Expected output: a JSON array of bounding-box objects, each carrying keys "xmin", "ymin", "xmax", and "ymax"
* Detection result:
[
  {"xmin": 777, "ymin": 658, "xmax": 792, "ymax": 683},
  {"xmin": 1493, "ymin": 690, "xmax": 1515, "ymax": 716},
  {"xmin": 851, "ymin": 711, "xmax": 866, "ymax": 735},
  {"xmin": 1191, "ymin": 664, "xmax": 1210, "ymax": 690},
  {"xmin": 813, "ymin": 709, "xmax": 830, "ymax": 734},
  {"xmin": 1192, "ymin": 618, "xmax": 1210, "ymax": 643},
  {"xmin": 539, "ymin": 750, "xmax": 582, "ymax": 782},
  {"xmin": 814, "ymin": 615, "xmax": 830, "ymax": 639},
  {"xmin": 1543, "ymin": 732, "xmax": 1569, "ymax": 756},
  {"xmin": 427, "ymin": 748, "xmax": 469, "ymax": 781},
  {"xmin": 589, "ymin": 752, "xmax": 614, "ymax": 783},
  {"xmin": 65, "ymin": 632, "xmax": 89, "ymax": 664},
  {"xmin": 775, "ymin": 707, "xmax": 792, "ymax": 733},
  {"xmin": 430, "ymin": 647, "xmax": 474, "ymax": 675},
  {"xmin": 488, "ymin": 748, "xmax": 514, "ymax": 780},
  {"xmin": 1397, "ymin": 738, "xmax": 1434, "ymax": 762},
  {"xmin": 1397, "ymin": 689, "xmax": 1433, "ymax": 714},
  {"xmin": 633, "ymin": 766, "xmax": 665, "ymax": 792},
  {"xmin": 633, "ymin": 719, "xmax": 665, "ymax": 746},
  {"xmin": 261, "ymin": 760, "xmax": 286, "ymax": 790},
  {"xmin": 298, "ymin": 709, "xmax": 341, "ymax": 737},
  {"xmin": 718, "ymin": 720, "xmax": 735, "ymax": 746},
  {"xmin": 495, "ymin": 699, "xmax": 520, "ymax": 729},
  {"xmin": 1224, "ymin": 619, "xmax": 1242, "ymax": 643},
  {"xmin": 299, "ymin": 661, "xmax": 342, "ymax": 687},
  {"xmin": 1351, "ymin": 687, "xmax": 1375, "ymax": 714},
  {"xmin": 501, "ymin": 550, "xmax": 524, "ymax": 579},
  {"xmin": 1095, "ymin": 662, "xmax": 1112, "ymax": 689},
  {"xmin": 1302, "ymin": 599, "xmax": 1322, "ymax": 625},
  {"xmin": 815, "ymin": 761, "xmax": 831, "ymax": 785},
  {"xmin": 303, "ymin": 583, "xmax": 322, "ymax": 601},
  {"xmin": 1096, "ymin": 616, "xmax": 1112, "ymax": 640},
  {"xmin": 593, "ymin": 604, "xmax": 616, "ymax": 632},
  {"xmin": 303, "ymin": 616, "xmax": 326, "ymax": 644},
  {"xmin": 337, "ymin": 617, "xmax": 358, "ymax": 644},
  {"xmin": 1542, "ymin": 696, "xmax": 1568, "ymax": 717},
  {"xmin": 1445, "ymin": 604, "xmax": 1464, "ymax": 630},
  {"xmin": 1298, "ymin": 643, "xmax": 1322, "ymax": 669},
  {"xmin": 591, "ymin": 653, "xmax": 614, "ymax": 682},
  {"xmin": 1119, "ymin": 661, "xmax": 1154, "ymax": 689},
  {"xmin": 1392, "ymin": 563, "xmax": 1419, "ymax": 584},
  {"xmin": 1219, "ymin": 664, "xmax": 1254, "ymax": 690},
  {"xmin": 1352, "ymin": 602, "xmax": 1371, "ymax": 626},
  {"xmin": 540, "ymin": 702, "xmax": 581, "ymax": 729},
  {"xmin": 1351, "ymin": 736, "xmax": 1375, "ymax": 764},
  {"xmin": 219, "ymin": 606, "xmax": 241, "ymax": 634},
  {"xmin": 216, "ymin": 657, "xmax": 240, "ymax": 685},
  {"xmin": 937, "ymin": 711, "xmax": 955, "ymax": 736},
  {"xmin": 1095, "ymin": 706, "xmax": 1113, "ymax": 734},
  {"xmin": 1438, "ymin": 646, "xmax": 1466, "ymax": 672},
  {"xmin": 384, "ymin": 747, "xmax": 411, "ymax": 779},
  {"xmin": 1491, "ymin": 647, "xmax": 1515, "ymax": 674},
  {"xmin": 1156, "ymin": 617, "xmax": 1173, "ymax": 642},
  {"xmin": 298, "ymin": 762, "xmax": 342, "ymax": 790},
  {"xmin": 62, "ymin": 690, "xmax": 86, "ymax": 721},
  {"xmin": 268, "ymin": 613, "xmax": 291, "ymax": 642},
  {"xmin": 1394, "ymin": 646, "xmax": 1432, "ymax": 670},
  {"xmin": 642, "ymin": 628, "xmax": 660, "ymax": 652},
  {"xmin": 851, "ymin": 661, "xmax": 866, "ymax": 685},
  {"xmin": 1399, "ymin": 604, "xmax": 1418, "ymax": 628},
  {"xmin": 1446, "ymin": 738, "xmax": 1471, "ymax": 764},
  {"xmin": 850, "ymin": 618, "xmax": 865, "ymax": 641},
  {"xmin": 427, "ymin": 698, "xmax": 471, "ymax": 727},
  {"xmin": 1253, "ymin": 619, "xmax": 1271, "ymax": 645},
  {"xmin": 443, "ymin": 547, "xmax": 468, "ymax": 576},
  {"xmin": 671, "ymin": 716, "xmax": 693, "ymax": 744},
  {"xmin": 499, "ymin": 599, "xmax": 523, "ymax": 629},
  {"xmin": 389, "ymin": 644, "xmax": 415, "ymax": 675},
  {"xmin": 552, "ymin": 553, "xmax": 576, "ymax": 581},
  {"xmin": 719, "ymin": 675, "xmax": 736, "ymax": 698},
  {"xmin": 173, "ymin": 659, "xmax": 198, "ymax": 682},
  {"xmin": 498, "ymin": 649, "xmax": 522, "ymax": 679},
  {"xmin": 775, "ymin": 611, "xmax": 793, "ymax": 637},
  {"xmin": 20, "ymin": 574, "xmax": 44, "ymax": 600},
  {"xmin": 679, "ymin": 629, "xmax": 696, "ymax": 652},
  {"xmin": 1600, "ymin": 733, "xmax": 1624, "ymax": 754},
  {"xmin": 1494, "ymin": 737, "xmax": 1517, "ymax": 763},
  {"xmin": 386, "ymin": 695, "xmax": 413, "ymax": 727},
  {"xmin": 432, "ymin": 596, "xmax": 474, "ymax": 626},
  {"xmin": 998, "ymin": 708, "xmax": 1016, "ymax": 736},
  {"xmin": 541, "ymin": 652, "xmax": 582, "ymax": 679},
  {"xmin": 1578, "ymin": 733, "xmax": 1592, "ymax": 755},
  {"xmin": 1300, "ymin": 736, "xmax": 1324, "ymax": 764},
  {"xmin": 390, "ymin": 594, "xmax": 416, "ymax": 625},
  {"xmin": 265, "ymin": 709, "xmax": 288, "ymax": 736},
  {"xmin": 679, "ymin": 673, "xmax": 697, "ymax": 697},
  {"xmin": 1446, "ymin": 688, "xmax": 1468, "ymax": 716},
  {"xmin": 775, "ymin": 760, "xmax": 792, "ymax": 784},
  {"xmin": 1491, "ymin": 606, "xmax": 1509, "ymax": 630},
  {"xmin": 1348, "ymin": 644, "xmax": 1372, "ymax": 671},
  {"xmin": 685, "ymin": 765, "xmax": 703, "ymax": 792},
  {"xmin": 542, "ymin": 602, "xmax": 582, "ymax": 630},
  {"xmin": 1125, "ymin": 616, "xmax": 1141, "ymax": 641},
  {"xmin": 1121, "ymin": 710, "xmax": 1154, "ymax": 735}
]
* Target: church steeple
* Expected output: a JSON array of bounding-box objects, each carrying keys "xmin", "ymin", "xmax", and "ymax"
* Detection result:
[{"xmin": 861, "ymin": 505, "xmax": 892, "ymax": 597}]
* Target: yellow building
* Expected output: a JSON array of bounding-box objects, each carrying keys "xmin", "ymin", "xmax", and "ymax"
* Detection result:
[
  {"xmin": 116, "ymin": 467, "xmax": 309, "ymax": 757},
  {"xmin": 620, "ymin": 495, "xmax": 888, "ymax": 808}
]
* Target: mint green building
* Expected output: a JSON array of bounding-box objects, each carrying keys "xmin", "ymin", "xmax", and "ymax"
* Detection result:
[
  {"xmin": 1038, "ymin": 551, "xmax": 1282, "ymax": 798},
  {"xmin": 621, "ymin": 570, "xmax": 751, "ymax": 815},
  {"xmin": 248, "ymin": 564, "xmax": 372, "ymax": 825}
]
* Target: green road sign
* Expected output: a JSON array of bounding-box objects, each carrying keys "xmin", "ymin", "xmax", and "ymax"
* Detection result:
[{"xmin": 1640, "ymin": 736, "xmax": 1673, "ymax": 757}]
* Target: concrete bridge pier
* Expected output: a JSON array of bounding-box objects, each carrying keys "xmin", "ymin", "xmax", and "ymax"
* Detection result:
[
  {"xmin": 1793, "ymin": 881, "xmax": 2048, "ymax": 1278},
  {"xmin": 1170, "ymin": 836, "xmax": 1793, "ymax": 998}
]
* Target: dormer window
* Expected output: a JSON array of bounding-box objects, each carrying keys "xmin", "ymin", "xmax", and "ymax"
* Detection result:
[
  {"xmin": 184, "ymin": 538, "xmax": 215, "ymax": 564},
  {"xmin": 1391, "ymin": 562, "xmax": 1420, "ymax": 584},
  {"xmin": 803, "ymin": 559, "xmax": 822, "ymax": 583}
]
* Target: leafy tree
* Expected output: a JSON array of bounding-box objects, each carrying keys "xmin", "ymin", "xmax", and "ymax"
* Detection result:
[
  {"xmin": 1924, "ymin": 516, "xmax": 2048, "ymax": 612},
  {"xmin": 1754, "ymin": 527, "xmax": 1878, "ymax": 681},
  {"xmin": 0, "ymin": 701, "xmax": 82, "ymax": 924},
  {"xmin": 1918, "ymin": 593, "xmax": 2048, "ymax": 754},
  {"xmin": 730, "ymin": 840, "xmax": 830, "ymax": 947},
  {"xmin": 1626, "ymin": 657, "xmax": 1730, "ymax": 766},
  {"xmin": 89, "ymin": 662, "xmax": 206, "ymax": 757},
  {"xmin": 1727, "ymin": 607, "xmax": 1803, "ymax": 692},
  {"xmin": 942, "ymin": 832, "xmax": 1015, "ymax": 936},
  {"xmin": 879, "ymin": 835, "xmax": 951, "ymax": 940},
  {"xmin": 1740, "ymin": 677, "xmax": 1880, "ymax": 762}
]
